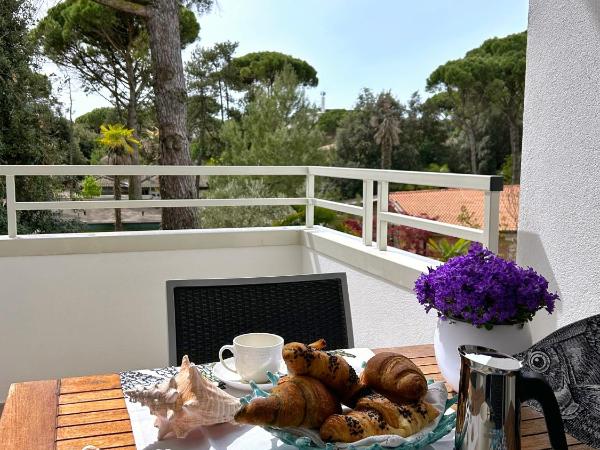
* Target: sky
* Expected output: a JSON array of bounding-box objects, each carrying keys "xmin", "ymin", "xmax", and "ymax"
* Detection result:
[{"xmin": 39, "ymin": 0, "xmax": 529, "ymax": 118}]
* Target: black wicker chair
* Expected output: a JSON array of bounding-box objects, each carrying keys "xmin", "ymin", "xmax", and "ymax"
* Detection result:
[{"xmin": 166, "ymin": 273, "xmax": 353, "ymax": 365}]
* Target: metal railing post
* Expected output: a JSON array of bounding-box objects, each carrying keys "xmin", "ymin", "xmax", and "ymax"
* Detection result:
[
  {"xmin": 6, "ymin": 175, "xmax": 17, "ymax": 237},
  {"xmin": 362, "ymin": 179, "xmax": 373, "ymax": 246},
  {"xmin": 377, "ymin": 181, "xmax": 389, "ymax": 251},
  {"xmin": 305, "ymin": 173, "xmax": 315, "ymax": 227},
  {"xmin": 483, "ymin": 190, "xmax": 500, "ymax": 253}
]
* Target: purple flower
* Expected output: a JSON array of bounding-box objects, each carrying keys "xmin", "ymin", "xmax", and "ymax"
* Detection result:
[{"xmin": 413, "ymin": 243, "xmax": 559, "ymax": 327}]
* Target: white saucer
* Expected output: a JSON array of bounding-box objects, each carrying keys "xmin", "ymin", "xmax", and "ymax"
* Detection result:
[{"xmin": 213, "ymin": 358, "xmax": 286, "ymax": 392}]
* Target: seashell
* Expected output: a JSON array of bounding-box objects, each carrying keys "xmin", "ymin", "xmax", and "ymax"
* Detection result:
[{"xmin": 126, "ymin": 355, "xmax": 241, "ymax": 440}]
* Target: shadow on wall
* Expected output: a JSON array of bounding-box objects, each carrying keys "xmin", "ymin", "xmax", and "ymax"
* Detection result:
[
  {"xmin": 585, "ymin": 0, "xmax": 600, "ymax": 33},
  {"xmin": 517, "ymin": 231, "xmax": 561, "ymax": 343}
]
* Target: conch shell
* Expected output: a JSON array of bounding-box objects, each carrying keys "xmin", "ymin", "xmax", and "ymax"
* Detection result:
[{"xmin": 126, "ymin": 355, "xmax": 241, "ymax": 439}]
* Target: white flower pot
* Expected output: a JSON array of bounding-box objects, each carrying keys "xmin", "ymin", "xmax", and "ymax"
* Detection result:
[{"xmin": 433, "ymin": 318, "xmax": 533, "ymax": 391}]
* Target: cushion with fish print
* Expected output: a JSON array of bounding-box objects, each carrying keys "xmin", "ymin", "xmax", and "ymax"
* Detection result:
[{"xmin": 515, "ymin": 314, "xmax": 600, "ymax": 448}]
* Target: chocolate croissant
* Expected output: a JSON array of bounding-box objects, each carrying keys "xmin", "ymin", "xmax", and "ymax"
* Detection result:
[
  {"xmin": 234, "ymin": 375, "xmax": 341, "ymax": 429},
  {"xmin": 282, "ymin": 340, "xmax": 366, "ymax": 406},
  {"xmin": 361, "ymin": 352, "xmax": 427, "ymax": 404},
  {"xmin": 319, "ymin": 392, "xmax": 438, "ymax": 443}
]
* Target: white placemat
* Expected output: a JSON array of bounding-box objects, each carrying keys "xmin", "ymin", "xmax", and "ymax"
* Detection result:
[{"xmin": 119, "ymin": 348, "xmax": 454, "ymax": 450}]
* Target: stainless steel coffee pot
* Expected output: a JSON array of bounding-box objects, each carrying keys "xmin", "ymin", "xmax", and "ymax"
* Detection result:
[{"xmin": 455, "ymin": 345, "xmax": 567, "ymax": 450}]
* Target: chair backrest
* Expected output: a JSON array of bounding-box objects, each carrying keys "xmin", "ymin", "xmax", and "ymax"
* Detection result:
[{"xmin": 166, "ymin": 273, "xmax": 353, "ymax": 365}]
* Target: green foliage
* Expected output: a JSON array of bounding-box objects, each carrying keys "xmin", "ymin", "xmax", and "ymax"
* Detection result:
[
  {"xmin": 426, "ymin": 163, "xmax": 450, "ymax": 173},
  {"xmin": 230, "ymin": 51, "xmax": 318, "ymax": 89},
  {"xmin": 35, "ymin": 0, "xmax": 199, "ymax": 120},
  {"xmin": 199, "ymin": 178, "xmax": 292, "ymax": 229},
  {"xmin": 218, "ymin": 66, "xmax": 325, "ymax": 195},
  {"xmin": 75, "ymin": 107, "xmax": 122, "ymax": 131},
  {"xmin": 0, "ymin": 0, "xmax": 83, "ymax": 234},
  {"xmin": 371, "ymin": 91, "xmax": 402, "ymax": 169},
  {"xmin": 81, "ymin": 176, "xmax": 102, "ymax": 199},
  {"xmin": 428, "ymin": 238, "xmax": 471, "ymax": 262},
  {"xmin": 274, "ymin": 205, "xmax": 347, "ymax": 231},
  {"xmin": 186, "ymin": 41, "xmax": 239, "ymax": 162},
  {"xmin": 426, "ymin": 32, "xmax": 526, "ymax": 180},
  {"xmin": 97, "ymin": 124, "xmax": 140, "ymax": 161},
  {"xmin": 501, "ymin": 154, "xmax": 512, "ymax": 184},
  {"xmin": 335, "ymin": 90, "xmax": 439, "ymax": 197},
  {"xmin": 317, "ymin": 109, "xmax": 348, "ymax": 137}
]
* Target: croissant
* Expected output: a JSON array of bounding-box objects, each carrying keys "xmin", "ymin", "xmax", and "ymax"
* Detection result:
[
  {"xmin": 319, "ymin": 392, "xmax": 439, "ymax": 443},
  {"xmin": 282, "ymin": 340, "xmax": 367, "ymax": 406},
  {"xmin": 234, "ymin": 375, "xmax": 341, "ymax": 429},
  {"xmin": 361, "ymin": 352, "xmax": 427, "ymax": 404}
]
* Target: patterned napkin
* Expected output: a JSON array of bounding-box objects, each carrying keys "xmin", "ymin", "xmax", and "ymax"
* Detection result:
[{"xmin": 119, "ymin": 348, "xmax": 455, "ymax": 450}]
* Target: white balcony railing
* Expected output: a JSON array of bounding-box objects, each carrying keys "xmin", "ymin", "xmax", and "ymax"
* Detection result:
[{"xmin": 0, "ymin": 165, "xmax": 503, "ymax": 252}]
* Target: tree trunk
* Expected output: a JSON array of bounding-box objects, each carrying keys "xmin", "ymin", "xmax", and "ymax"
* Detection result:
[
  {"xmin": 466, "ymin": 127, "xmax": 478, "ymax": 174},
  {"xmin": 508, "ymin": 119, "xmax": 521, "ymax": 184},
  {"xmin": 146, "ymin": 0, "xmax": 197, "ymax": 229},
  {"xmin": 125, "ymin": 47, "xmax": 142, "ymax": 200},
  {"xmin": 114, "ymin": 175, "xmax": 123, "ymax": 231},
  {"xmin": 218, "ymin": 79, "xmax": 224, "ymax": 122},
  {"xmin": 381, "ymin": 142, "xmax": 392, "ymax": 170}
]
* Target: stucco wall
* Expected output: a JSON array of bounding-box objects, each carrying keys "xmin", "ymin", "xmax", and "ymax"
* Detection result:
[
  {"xmin": 0, "ymin": 245, "xmax": 303, "ymax": 401},
  {"xmin": 0, "ymin": 240, "xmax": 425, "ymax": 401},
  {"xmin": 302, "ymin": 248, "xmax": 437, "ymax": 349},
  {"xmin": 518, "ymin": 0, "xmax": 600, "ymax": 341}
]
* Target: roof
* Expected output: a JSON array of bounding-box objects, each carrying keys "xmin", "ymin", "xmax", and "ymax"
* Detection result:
[{"xmin": 388, "ymin": 185, "xmax": 520, "ymax": 232}]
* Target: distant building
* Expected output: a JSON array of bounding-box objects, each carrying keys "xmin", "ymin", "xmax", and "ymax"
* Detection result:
[
  {"xmin": 94, "ymin": 175, "xmax": 209, "ymax": 198},
  {"xmin": 388, "ymin": 185, "xmax": 520, "ymax": 259}
]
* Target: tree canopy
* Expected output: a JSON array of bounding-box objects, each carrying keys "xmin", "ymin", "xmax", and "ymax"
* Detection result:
[
  {"xmin": 230, "ymin": 51, "xmax": 318, "ymax": 89},
  {"xmin": 36, "ymin": 0, "xmax": 199, "ymax": 114},
  {"xmin": 1, "ymin": 0, "xmax": 82, "ymax": 233},
  {"xmin": 427, "ymin": 32, "xmax": 526, "ymax": 181}
]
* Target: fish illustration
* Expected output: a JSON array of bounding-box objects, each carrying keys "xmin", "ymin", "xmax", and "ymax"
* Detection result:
[{"xmin": 515, "ymin": 314, "xmax": 600, "ymax": 448}]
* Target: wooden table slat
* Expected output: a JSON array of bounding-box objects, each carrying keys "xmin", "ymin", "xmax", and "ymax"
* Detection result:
[
  {"xmin": 373, "ymin": 344, "xmax": 436, "ymax": 358},
  {"xmin": 54, "ymin": 431, "xmax": 135, "ymax": 450},
  {"xmin": 0, "ymin": 380, "xmax": 58, "ymax": 450},
  {"xmin": 58, "ymin": 398, "xmax": 126, "ymax": 415},
  {"xmin": 410, "ymin": 356, "xmax": 438, "ymax": 366},
  {"xmin": 59, "ymin": 374, "xmax": 121, "ymax": 394},
  {"xmin": 59, "ymin": 388, "xmax": 124, "ymax": 405},
  {"xmin": 57, "ymin": 409, "xmax": 131, "ymax": 427},
  {"xmin": 56, "ymin": 419, "xmax": 132, "ymax": 440},
  {"xmin": 521, "ymin": 431, "xmax": 587, "ymax": 449}
]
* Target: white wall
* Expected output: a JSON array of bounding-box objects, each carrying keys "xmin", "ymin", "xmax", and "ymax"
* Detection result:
[
  {"xmin": 0, "ymin": 245, "xmax": 303, "ymax": 401},
  {"xmin": 0, "ymin": 236, "xmax": 428, "ymax": 401},
  {"xmin": 302, "ymin": 248, "xmax": 437, "ymax": 349},
  {"xmin": 518, "ymin": 0, "xmax": 600, "ymax": 341}
]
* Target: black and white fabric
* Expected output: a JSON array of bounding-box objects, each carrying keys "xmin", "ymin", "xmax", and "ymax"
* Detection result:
[{"xmin": 516, "ymin": 314, "xmax": 600, "ymax": 448}]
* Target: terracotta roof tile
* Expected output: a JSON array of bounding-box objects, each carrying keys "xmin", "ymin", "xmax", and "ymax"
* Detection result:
[{"xmin": 388, "ymin": 185, "xmax": 519, "ymax": 232}]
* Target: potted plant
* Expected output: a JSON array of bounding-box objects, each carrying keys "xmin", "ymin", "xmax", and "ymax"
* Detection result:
[{"xmin": 414, "ymin": 243, "xmax": 558, "ymax": 391}]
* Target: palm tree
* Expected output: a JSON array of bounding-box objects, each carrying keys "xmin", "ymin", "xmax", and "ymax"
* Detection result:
[
  {"xmin": 370, "ymin": 93, "xmax": 402, "ymax": 170},
  {"xmin": 97, "ymin": 124, "xmax": 140, "ymax": 231}
]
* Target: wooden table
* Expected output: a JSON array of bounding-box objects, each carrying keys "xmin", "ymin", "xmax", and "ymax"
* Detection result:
[{"xmin": 0, "ymin": 345, "xmax": 591, "ymax": 450}]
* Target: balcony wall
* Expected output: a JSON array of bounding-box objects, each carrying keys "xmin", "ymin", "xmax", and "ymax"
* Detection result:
[
  {"xmin": 519, "ymin": 0, "xmax": 600, "ymax": 340},
  {"xmin": 0, "ymin": 227, "xmax": 436, "ymax": 401}
]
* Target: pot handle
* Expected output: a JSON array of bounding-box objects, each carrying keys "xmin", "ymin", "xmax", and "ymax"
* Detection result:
[{"xmin": 518, "ymin": 372, "xmax": 568, "ymax": 450}]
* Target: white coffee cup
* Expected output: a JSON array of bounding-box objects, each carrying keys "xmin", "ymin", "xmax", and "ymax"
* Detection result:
[{"xmin": 218, "ymin": 333, "xmax": 284, "ymax": 383}]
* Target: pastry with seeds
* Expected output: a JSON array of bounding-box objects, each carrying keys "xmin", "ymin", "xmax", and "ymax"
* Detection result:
[
  {"xmin": 282, "ymin": 339, "xmax": 367, "ymax": 406},
  {"xmin": 319, "ymin": 392, "xmax": 438, "ymax": 443}
]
